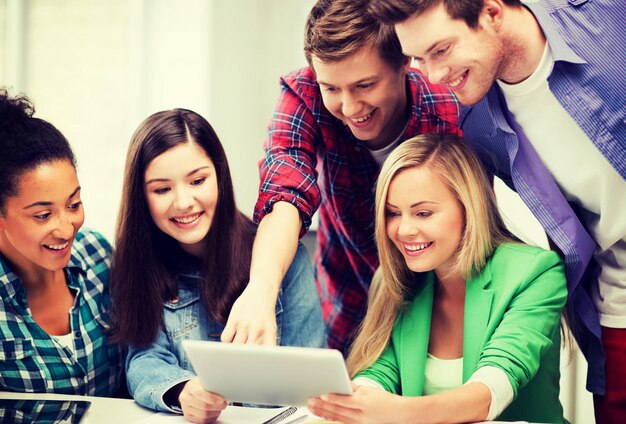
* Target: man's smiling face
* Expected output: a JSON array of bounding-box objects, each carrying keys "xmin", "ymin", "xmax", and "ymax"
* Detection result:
[
  {"xmin": 312, "ymin": 43, "xmax": 410, "ymax": 149},
  {"xmin": 395, "ymin": 2, "xmax": 504, "ymax": 105}
]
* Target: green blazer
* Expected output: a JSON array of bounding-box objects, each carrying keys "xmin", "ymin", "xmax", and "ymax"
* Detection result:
[{"xmin": 358, "ymin": 244, "xmax": 567, "ymax": 423}]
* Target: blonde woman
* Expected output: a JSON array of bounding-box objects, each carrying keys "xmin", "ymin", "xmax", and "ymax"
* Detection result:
[{"xmin": 308, "ymin": 133, "xmax": 567, "ymax": 423}]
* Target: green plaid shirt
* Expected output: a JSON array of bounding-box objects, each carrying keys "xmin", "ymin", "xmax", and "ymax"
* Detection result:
[
  {"xmin": 0, "ymin": 229, "xmax": 123, "ymax": 395},
  {"xmin": 0, "ymin": 399, "xmax": 90, "ymax": 423}
]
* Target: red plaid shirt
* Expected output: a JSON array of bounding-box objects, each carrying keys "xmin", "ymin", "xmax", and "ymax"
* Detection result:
[{"xmin": 255, "ymin": 66, "xmax": 461, "ymax": 353}]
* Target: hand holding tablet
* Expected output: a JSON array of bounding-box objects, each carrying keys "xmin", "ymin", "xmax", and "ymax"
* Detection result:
[{"xmin": 182, "ymin": 340, "xmax": 352, "ymax": 407}]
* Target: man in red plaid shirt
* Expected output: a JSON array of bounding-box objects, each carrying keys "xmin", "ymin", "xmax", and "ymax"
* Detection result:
[{"xmin": 221, "ymin": 0, "xmax": 461, "ymax": 354}]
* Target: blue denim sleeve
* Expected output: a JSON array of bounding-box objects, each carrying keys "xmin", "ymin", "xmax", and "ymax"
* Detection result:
[
  {"xmin": 277, "ymin": 242, "xmax": 327, "ymax": 348},
  {"xmin": 126, "ymin": 328, "xmax": 196, "ymax": 412}
]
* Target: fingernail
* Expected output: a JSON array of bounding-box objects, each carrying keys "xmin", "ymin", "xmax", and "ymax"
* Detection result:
[{"xmin": 320, "ymin": 394, "xmax": 329, "ymax": 401}]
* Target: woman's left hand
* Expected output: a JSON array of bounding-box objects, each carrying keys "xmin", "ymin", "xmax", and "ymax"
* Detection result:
[{"xmin": 308, "ymin": 383, "xmax": 403, "ymax": 424}]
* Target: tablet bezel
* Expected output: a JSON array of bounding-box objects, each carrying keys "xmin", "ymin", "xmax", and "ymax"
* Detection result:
[{"xmin": 182, "ymin": 340, "xmax": 353, "ymax": 406}]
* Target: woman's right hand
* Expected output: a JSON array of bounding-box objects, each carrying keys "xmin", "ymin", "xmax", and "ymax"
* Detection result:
[
  {"xmin": 179, "ymin": 377, "xmax": 227, "ymax": 423},
  {"xmin": 220, "ymin": 201, "xmax": 300, "ymax": 346}
]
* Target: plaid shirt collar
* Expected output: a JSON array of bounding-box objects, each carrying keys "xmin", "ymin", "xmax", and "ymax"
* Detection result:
[
  {"xmin": 0, "ymin": 258, "xmax": 21, "ymax": 301},
  {"xmin": 0, "ymin": 244, "xmax": 89, "ymax": 301},
  {"xmin": 0, "ymin": 229, "xmax": 122, "ymax": 396}
]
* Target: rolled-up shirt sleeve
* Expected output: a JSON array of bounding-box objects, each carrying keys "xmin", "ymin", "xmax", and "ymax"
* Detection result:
[
  {"xmin": 254, "ymin": 79, "xmax": 322, "ymax": 235},
  {"xmin": 467, "ymin": 365, "xmax": 515, "ymax": 420}
]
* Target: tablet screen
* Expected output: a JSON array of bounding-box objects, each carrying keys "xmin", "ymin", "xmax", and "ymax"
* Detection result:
[{"xmin": 0, "ymin": 398, "xmax": 91, "ymax": 424}]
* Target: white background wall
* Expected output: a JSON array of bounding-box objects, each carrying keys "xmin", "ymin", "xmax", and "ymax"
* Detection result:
[
  {"xmin": 1, "ymin": 0, "xmax": 314, "ymax": 239},
  {"xmin": 1, "ymin": 1, "xmax": 593, "ymax": 422}
]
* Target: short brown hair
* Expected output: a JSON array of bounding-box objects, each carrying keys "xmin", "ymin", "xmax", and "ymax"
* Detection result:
[
  {"xmin": 304, "ymin": 0, "xmax": 406, "ymax": 70},
  {"xmin": 368, "ymin": 0, "xmax": 522, "ymax": 29}
]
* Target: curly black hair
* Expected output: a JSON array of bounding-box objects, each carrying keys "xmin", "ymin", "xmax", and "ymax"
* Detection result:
[{"xmin": 0, "ymin": 87, "xmax": 76, "ymax": 211}]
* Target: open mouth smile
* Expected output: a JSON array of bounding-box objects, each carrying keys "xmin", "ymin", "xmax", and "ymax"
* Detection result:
[
  {"xmin": 43, "ymin": 241, "xmax": 70, "ymax": 251},
  {"xmin": 348, "ymin": 109, "xmax": 377, "ymax": 127},
  {"xmin": 171, "ymin": 212, "xmax": 203, "ymax": 225},
  {"xmin": 447, "ymin": 70, "xmax": 468, "ymax": 90},
  {"xmin": 402, "ymin": 241, "xmax": 433, "ymax": 255},
  {"xmin": 353, "ymin": 111, "xmax": 373, "ymax": 123}
]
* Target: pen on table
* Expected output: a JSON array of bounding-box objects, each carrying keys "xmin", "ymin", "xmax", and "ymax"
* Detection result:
[{"xmin": 262, "ymin": 406, "xmax": 297, "ymax": 424}]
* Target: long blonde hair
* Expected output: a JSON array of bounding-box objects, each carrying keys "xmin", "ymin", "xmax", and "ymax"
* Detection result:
[{"xmin": 347, "ymin": 133, "xmax": 514, "ymax": 375}]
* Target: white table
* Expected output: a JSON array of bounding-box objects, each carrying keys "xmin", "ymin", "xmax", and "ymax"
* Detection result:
[
  {"xmin": 1, "ymin": 392, "xmax": 534, "ymax": 423},
  {"xmin": 0, "ymin": 391, "xmax": 155, "ymax": 423},
  {"xmin": 0, "ymin": 392, "xmax": 314, "ymax": 423}
]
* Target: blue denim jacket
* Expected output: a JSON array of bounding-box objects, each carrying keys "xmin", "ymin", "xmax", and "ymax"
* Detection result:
[{"xmin": 126, "ymin": 243, "xmax": 326, "ymax": 412}]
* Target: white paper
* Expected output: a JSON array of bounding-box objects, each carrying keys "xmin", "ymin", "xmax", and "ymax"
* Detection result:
[{"xmin": 133, "ymin": 406, "xmax": 312, "ymax": 424}]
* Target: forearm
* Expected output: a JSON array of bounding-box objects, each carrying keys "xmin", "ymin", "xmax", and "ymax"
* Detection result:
[
  {"xmin": 127, "ymin": 348, "xmax": 195, "ymax": 412},
  {"xmin": 310, "ymin": 381, "xmax": 490, "ymax": 424},
  {"xmin": 248, "ymin": 201, "xmax": 302, "ymax": 296},
  {"xmin": 221, "ymin": 201, "xmax": 303, "ymax": 344},
  {"xmin": 401, "ymin": 382, "xmax": 490, "ymax": 424}
]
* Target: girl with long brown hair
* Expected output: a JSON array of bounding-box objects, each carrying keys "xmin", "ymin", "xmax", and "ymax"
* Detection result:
[{"xmin": 111, "ymin": 109, "xmax": 324, "ymax": 423}]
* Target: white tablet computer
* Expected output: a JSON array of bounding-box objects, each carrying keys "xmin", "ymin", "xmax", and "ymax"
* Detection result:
[{"xmin": 182, "ymin": 340, "xmax": 353, "ymax": 406}]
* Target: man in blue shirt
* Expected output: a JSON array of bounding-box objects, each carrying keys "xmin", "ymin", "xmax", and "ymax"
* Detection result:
[{"xmin": 368, "ymin": 1, "xmax": 625, "ymax": 422}]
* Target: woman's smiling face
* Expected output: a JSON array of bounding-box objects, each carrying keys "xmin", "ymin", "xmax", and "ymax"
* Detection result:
[
  {"xmin": 0, "ymin": 159, "xmax": 84, "ymax": 274},
  {"xmin": 385, "ymin": 164, "xmax": 465, "ymax": 279},
  {"xmin": 144, "ymin": 141, "xmax": 219, "ymax": 257}
]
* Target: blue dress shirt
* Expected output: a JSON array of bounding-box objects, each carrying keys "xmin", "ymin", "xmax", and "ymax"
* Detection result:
[{"xmin": 460, "ymin": 0, "xmax": 625, "ymax": 395}]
